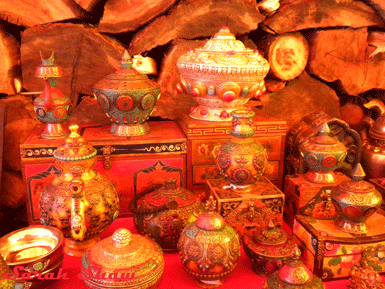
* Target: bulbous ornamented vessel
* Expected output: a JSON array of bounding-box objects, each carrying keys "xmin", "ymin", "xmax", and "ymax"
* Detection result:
[
  {"xmin": 177, "ymin": 196, "xmax": 240, "ymax": 288},
  {"xmin": 39, "ymin": 125, "xmax": 119, "ymax": 257},
  {"xmin": 34, "ymin": 52, "xmax": 71, "ymax": 139},
  {"xmin": 176, "ymin": 27, "xmax": 270, "ymax": 121},
  {"xmin": 94, "ymin": 50, "xmax": 160, "ymax": 136},
  {"xmin": 331, "ymin": 164, "xmax": 382, "ymax": 234},
  {"xmin": 81, "ymin": 228, "xmax": 164, "ymax": 289},
  {"xmin": 130, "ymin": 178, "xmax": 204, "ymax": 251},
  {"xmin": 299, "ymin": 123, "xmax": 347, "ymax": 183},
  {"xmin": 216, "ymin": 109, "xmax": 268, "ymax": 191}
]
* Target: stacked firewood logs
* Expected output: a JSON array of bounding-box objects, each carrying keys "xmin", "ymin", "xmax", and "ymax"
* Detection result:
[{"xmin": 0, "ymin": 0, "xmax": 385, "ymax": 211}]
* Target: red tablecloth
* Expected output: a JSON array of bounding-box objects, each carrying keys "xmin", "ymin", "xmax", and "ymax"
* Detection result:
[{"xmin": 50, "ymin": 218, "xmax": 350, "ymax": 289}]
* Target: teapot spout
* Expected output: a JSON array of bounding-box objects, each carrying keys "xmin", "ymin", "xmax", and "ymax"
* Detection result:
[{"xmin": 364, "ymin": 99, "xmax": 385, "ymax": 115}]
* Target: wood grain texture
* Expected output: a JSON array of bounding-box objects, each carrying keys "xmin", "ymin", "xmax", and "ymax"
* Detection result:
[
  {"xmin": 129, "ymin": 0, "xmax": 264, "ymax": 55},
  {"xmin": 261, "ymin": 72, "xmax": 340, "ymax": 128},
  {"xmin": 0, "ymin": 0, "xmax": 85, "ymax": 27},
  {"xmin": 21, "ymin": 23, "xmax": 126, "ymax": 105},
  {"xmin": 263, "ymin": 0, "xmax": 384, "ymax": 34},
  {"xmin": 306, "ymin": 27, "xmax": 385, "ymax": 95},
  {"xmin": 98, "ymin": 0, "xmax": 178, "ymax": 33},
  {"xmin": 0, "ymin": 26, "xmax": 20, "ymax": 95}
]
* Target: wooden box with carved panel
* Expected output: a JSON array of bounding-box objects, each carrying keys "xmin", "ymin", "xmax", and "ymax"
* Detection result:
[
  {"xmin": 20, "ymin": 121, "xmax": 187, "ymax": 224},
  {"xmin": 177, "ymin": 111, "xmax": 287, "ymax": 194}
]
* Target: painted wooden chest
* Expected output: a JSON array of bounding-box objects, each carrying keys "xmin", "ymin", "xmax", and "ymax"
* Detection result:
[
  {"xmin": 206, "ymin": 177, "xmax": 285, "ymax": 233},
  {"xmin": 293, "ymin": 212, "xmax": 385, "ymax": 281},
  {"xmin": 20, "ymin": 121, "xmax": 187, "ymax": 224},
  {"xmin": 177, "ymin": 111, "xmax": 287, "ymax": 194},
  {"xmin": 283, "ymin": 172, "xmax": 351, "ymax": 228}
]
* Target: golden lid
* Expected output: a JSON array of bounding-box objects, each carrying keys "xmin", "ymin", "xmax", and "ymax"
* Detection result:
[
  {"xmin": 53, "ymin": 124, "xmax": 97, "ymax": 161},
  {"xmin": 196, "ymin": 196, "xmax": 225, "ymax": 231}
]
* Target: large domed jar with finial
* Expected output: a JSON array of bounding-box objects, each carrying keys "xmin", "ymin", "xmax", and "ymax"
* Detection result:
[
  {"xmin": 216, "ymin": 109, "xmax": 268, "ymax": 191},
  {"xmin": 177, "ymin": 196, "xmax": 240, "ymax": 288},
  {"xmin": 299, "ymin": 123, "xmax": 347, "ymax": 184},
  {"xmin": 176, "ymin": 27, "xmax": 270, "ymax": 121},
  {"xmin": 129, "ymin": 177, "xmax": 204, "ymax": 251},
  {"xmin": 39, "ymin": 124, "xmax": 119, "ymax": 257},
  {"xmin": 94, "ymin": 50, "xmax": 160, "ymax": 136},
  {"xmin": 331, "ymin": 163, "xmax": 382, "ymax": 234},
  {"xmin": 34, "ymin": 52, "xmax": 71, "ymax": 139},
  {"xmin": 81, "ymin": 228, "xmax": 164, "ymax": 289},
  {"xmin": 263, "ymin": 246, "xmax": 325, "ymax": 289}
]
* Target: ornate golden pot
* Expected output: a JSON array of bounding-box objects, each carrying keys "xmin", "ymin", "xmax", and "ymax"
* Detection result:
[
  {"xmin": 176, "ymin": 27, "xmax": 270, "ymax": 121},
  {"xmin": 331, "ymin": 164, "xmax": 382, "ymax": 234},
  {"xmin": 39, "ymin": 125, "xmax": 119, "ymax": 257},
  {"xmin": 129, "ymin": 178, "xmax": 204, "ymax": 251},
  {"xmin": 216, "ymin": 109, "xmax": 268, "ymax": 190},
  {"xmin": 81, "ymin": 228, "xmax": 164, "ymax": 289},
  {"xmin": 177, "ymin": 196, "xmax": 240, "ymax": 288}
]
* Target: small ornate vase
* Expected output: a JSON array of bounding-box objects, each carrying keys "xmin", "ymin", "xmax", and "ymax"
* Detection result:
[
  {"xmin": 216, "ymin": 109, "xmax": 268, "ymax": 191},
  {"xmin": 242, "ymin": 220, "xmax": 297, "ymax": 276},
  {"xmin": 34, "ymin": 52, "xmax": 71, "ymax": 138},
  {"xmin": 299, "ymin": 123, "xmax": 347, "ymax": 183},
  {"xmin": 177, "ymin": 196, "xmax": 240, "ymax": 288},
  {"xmin": 94, "ymin": 50, "xmax": 160, "ymax": 136},
  {"xmin": 331, "ymin": 163, "xmax": 382, "ymax": 234},
  {"xmin": 263, "ymin": 246, "xmax": 325, "ymax": 289},
  {"xmin": 81, "ymin": 228, "xmax": 164, "ymax": 289},
  {"xmin": 39, "ymin": 124, "xmax": 119, "ymax": 257},
  {"xmin": 129, "ymin": 178, "xmax": 204, "ymax": 251},
  {"xmin": 176, "ymin": 26, "xmax": 270, "ymax": 121}
]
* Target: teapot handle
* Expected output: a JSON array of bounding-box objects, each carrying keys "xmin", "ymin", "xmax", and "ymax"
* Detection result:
[
  {"xmin": 129, "ymin": 184, "xmax": 178, "ymax": 215},
  {"xmin": 360, "ymin": 116, "xmax": 375, "ymax": 141}
]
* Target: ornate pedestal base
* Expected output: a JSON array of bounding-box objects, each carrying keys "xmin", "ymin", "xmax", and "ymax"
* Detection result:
[
  {"xmin": 110, "ymin": 122, "xmax": 150, "ymax": 136},
  {"xmin": 196, "ymin": 279, "xmax": 223, "ymax": 288},
  {"xmin": 41, "ymin": 123, "xmax": 69, "ymax": 139},
  {"xmin": 64, "ymin": 237, "xmax": 100, "ymax": 257}
]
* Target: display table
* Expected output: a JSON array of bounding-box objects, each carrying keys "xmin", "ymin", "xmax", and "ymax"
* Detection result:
[{"xmin": 50, "ymin": 218, "xmax": 351, "ymax": 288}]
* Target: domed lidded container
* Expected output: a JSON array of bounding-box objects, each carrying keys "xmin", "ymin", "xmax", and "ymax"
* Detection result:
[
  {"xmin": 299, "ymin": 123, "xmax": 347, "ymax": 183},
  {"xmin": 263, "ymin": 246, "xmax": 325, "ymax": 289},
  {"xmin": 176, "ymin": 27, "xmax": 270, "ymax": 121},
  {"xmin": 94, "ymin": 50, "xmax": 160, "ymax": 136},
  {"xmin": 39, "ymin": 124, "xmax": 119, "ymax": 257},
  {"xmin": 177, "ymin": 196, "xmax": 241, "ymax": 288},
  {"xmin": 129, "ymin": 177, "xmax": 204, "ymax": 251},
  {"xmin": 216, "ymin": 109, "xmax": 268, "ymax": 191},
  {"xmin": 331, "ymin": 163, "xmax": 382, "ymax": 234},
  {"xmin": 81, "ymin": 228, "xmax": 164, "ymax": 289},
  {"xmin": 34, "ymin": 52, "xmax": 71, "ymax": 139}
]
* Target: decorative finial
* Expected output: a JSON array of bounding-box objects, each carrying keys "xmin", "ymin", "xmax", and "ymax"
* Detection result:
[
  {"xmin": 291, "ymin": 245, "xmax": 302, "ymax": 260},
  {"xmin": 351, "ymin": 163, "xmax": 366, "ymax": 182},
  {"xmin": 121, "ymin": 50, "xmax": 133, "ymax": 69},
  {"xmin": 319, "ymin": 123, "xmax": 330, "ymax": 136},
  {"xmin": 205, "ymin": 196, "xmax": 217, "ymax": 212},
  {"xmin": 69, "ymin": 124, "xmax": 80, "ymax": 138},
  {"xmin": 113, "ymin": 228, "xmax": 132, "ymax": 247}
]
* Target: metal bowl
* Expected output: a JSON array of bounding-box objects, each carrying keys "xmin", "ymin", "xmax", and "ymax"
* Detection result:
[{"xmin": 0, "ymin": 225, "xmax": 64, "ymax": 288}]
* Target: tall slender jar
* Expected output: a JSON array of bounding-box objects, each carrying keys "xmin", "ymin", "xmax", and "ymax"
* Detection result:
[{"xmin": 39, "ymin": 124, "xmax": 119, "ymax": 257}]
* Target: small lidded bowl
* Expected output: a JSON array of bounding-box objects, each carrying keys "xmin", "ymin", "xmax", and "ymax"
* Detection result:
[
  {"xmin": 263, "ymin": 246, "xmax": 325, "ymax": 289},
  {"xmin": 0, "ymin": 225, "xmax": 64, "ymax": 289},
  {"xmin": 81, "ymin": 228, "xmax": 164, "ymax": 289},
  {"xmin": 242, "ymin": 220, "xmax": 297, "ymax": 276}
]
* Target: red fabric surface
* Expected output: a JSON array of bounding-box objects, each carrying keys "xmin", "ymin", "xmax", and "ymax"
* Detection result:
[{"xmin": 50, "ymin": 218, "xmax": 350, "ymax": 289}]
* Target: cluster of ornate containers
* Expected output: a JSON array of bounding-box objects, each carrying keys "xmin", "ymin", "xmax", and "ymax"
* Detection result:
[{"xmin": 4, "ymin": 25, "xmax": 385, "ymax": 289}]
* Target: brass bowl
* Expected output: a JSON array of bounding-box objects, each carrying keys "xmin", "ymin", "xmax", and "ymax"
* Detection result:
[{"xmin": 0, "ymin": 225, "xmax": 64, "ymax": 288}]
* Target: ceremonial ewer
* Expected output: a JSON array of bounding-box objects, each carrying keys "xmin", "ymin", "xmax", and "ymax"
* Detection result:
[
  {"xmin": 176, "ymin": 27, "xmax": 269, "ymax": 121},
  {"xmin": 242, "ymin": 220, "xmax": 297, "ymax": 276},
  {"xmin": 299, "ymin": 123, "xmax": 347, "ymax": 184},
  {"xmin": 177, "ymin": 196, "xmax": 240, "ymax": 288},
  {"xmin": 263, "ymin": 246, "xmax": 325, "ymax": 289},
  {"xmin": 130, "ymin": 177, "xmax": 204, "ymax": 251},
  {"xmin": 81, "ymin": 228, "xmax": 164, "ymax": 289},
  {"xmin": 33, "ymin": 52, "xmax": 71, "ymax": 138},
  {"xmin": 39, "ymin": 125, "xmax": 119, "ymax": 256},
  {"xmin": 216, "ymin": 110, "xmax": 268, "ymax": 191},
  {"xmin": 331, "ymin": 163, "xmax": 382, "ymax": 234},
  {"xmin": 94, "ymin": 50, "xmax": 160, "ymax": 136}
]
